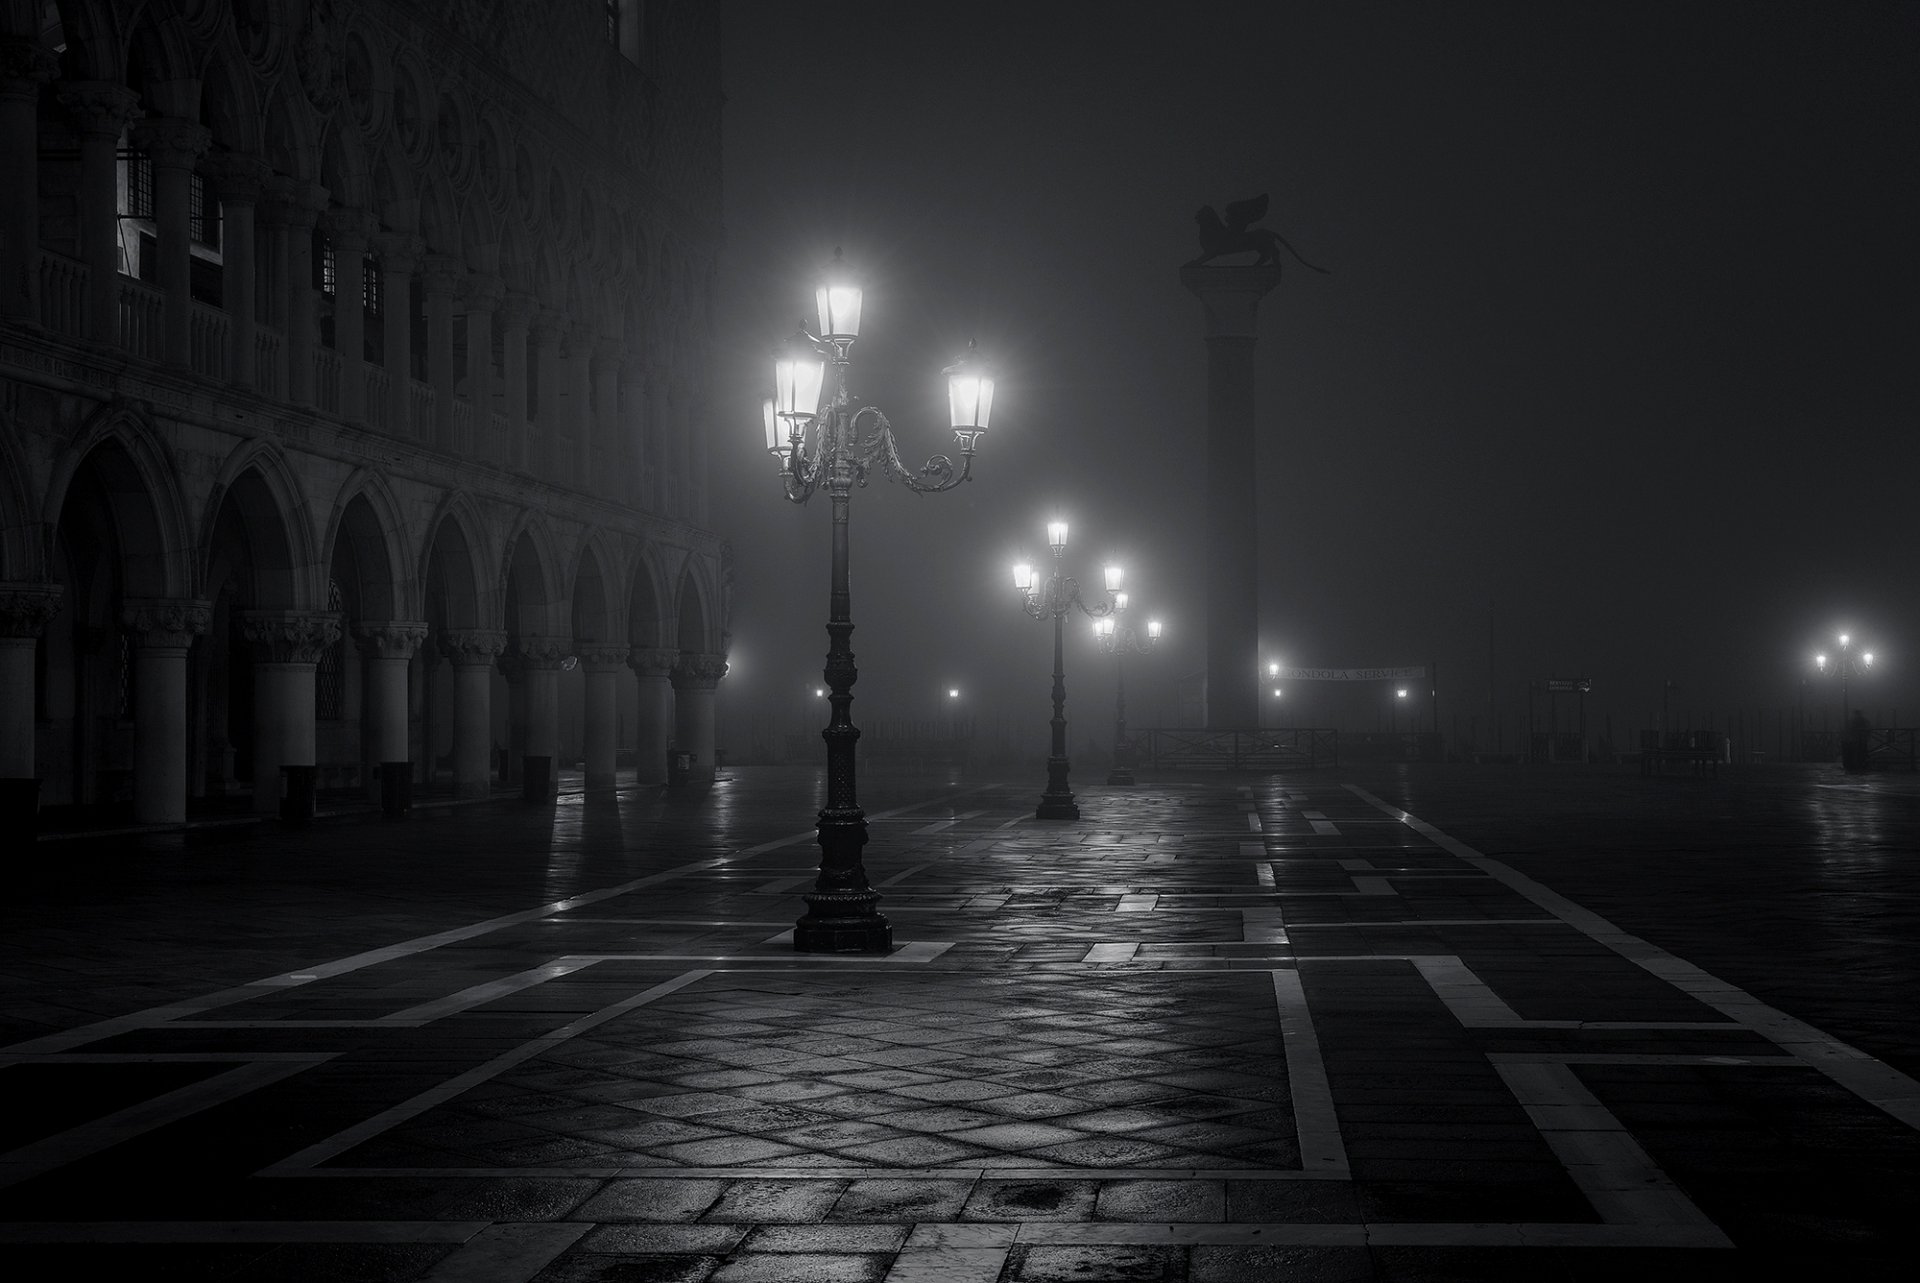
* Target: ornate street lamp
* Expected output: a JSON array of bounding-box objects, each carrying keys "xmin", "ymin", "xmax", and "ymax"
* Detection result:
[
  {"xmin": 764, "ymin": 250, "xmax": 996, "ymax": 952},
  {"xmin": 1093, "ymin": 594, "xmax": 1162, "ymax": 785},
  {"xmin": 1814, "ymin": 631, "xmax": 1875, "ymax": 767},
  {"xmin": 1013, "ymin": 521, "xmax": 1119, "ymax": 819}
]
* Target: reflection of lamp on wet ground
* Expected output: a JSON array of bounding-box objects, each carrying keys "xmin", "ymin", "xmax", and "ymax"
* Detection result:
[
  {"xmin": 1013, "ymin": 521, "xmax": 1119, "ymax": 819},
  {"xmin": 760, "ymin": 250, "xmax": 996, "ymax": 953}
]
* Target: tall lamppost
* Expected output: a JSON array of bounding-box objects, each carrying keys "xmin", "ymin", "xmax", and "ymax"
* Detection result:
[
  {"xmin": 1013, "ymin": 521, "xmax": 1119, "ymax": 819},
  {"xmin": 1094, "ymin": 594, "xmax": 1162, "ymax": 785},
  {"xmin": 1814, "ymin": 633, "xmax": 1874, "ymax": 765},
  {"xmin": 762, "ymin": 251, "xmax": 996, "ymax": 953}
]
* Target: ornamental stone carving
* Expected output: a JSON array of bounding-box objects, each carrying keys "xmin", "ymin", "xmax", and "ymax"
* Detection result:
[
  {"xmin": 123, "ymin": 599, "xmax": 212, "ymax": 650},
  {"xmin": 373, "ymin": 231, "xmax": 425, "ymax": 275},
  {"xmin": 575, "ymin": 644, "xmax": 630, "ymax": 673},
  {"xmin": 0, "ymin": 38, "xmax": 59, "ymax": 92},
  {"xmin": 670, "ymin": 652, "xmax": 729, "ymax": 691},
  {"xmin": 295, "ymin": 0, "xmax": 345, "ymax": 114},
  {"xmin": 440, "ymin": 628, "xmax": 507, "ymax": 667},
  {"xmin": 200, "ymin": 153, "xmax": 274, "ymax": 204},
  {"xmin": 0, "ymin": 583, "xmax": 63, "ymax": 638},
  {"xmin": 517, "ymin": 636, "xmax": 569, "ymax": 668},
  {"xmin": 56, "ymin": 82, "xmax": 141, "ymax": 137},
  {"xmin": 240, "ymin": 609, "xmax": 343, "ymax": 664},
  {"xmin": 351, "ymin": 620, "xmax": 430, "ymax": 659},
  {"xmin": 627, "ymin": 646, "xmax": 676, "ymax": 678},
  {"xmin": 263, "ymin": 177, "xmax": 330, "ymax": 232},
  {"xmin": 461, "ymin": 272, "xmax": 505, "ymax": 311},
  {"xmin": 130, "ymin": 118, "xmax": 212, "ymax": 169},
  {"xmin": 421, "ymin": 254, "xmax": 466, "ymax": 299},
  {"xmin": 320, "ymin": 207, "xmax": 378, "ymax": 251}
]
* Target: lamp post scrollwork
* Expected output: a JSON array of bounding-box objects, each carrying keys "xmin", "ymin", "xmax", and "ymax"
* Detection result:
[
  {"xmin": 762, "ymin": 250, "xmax": 996, "ymax": 953},
  {"xmin": 1013, "ymin": 521, "xmax": 1119, "ymax": 820}
]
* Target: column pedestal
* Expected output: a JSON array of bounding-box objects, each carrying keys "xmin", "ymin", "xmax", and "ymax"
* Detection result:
[
  {"xmin": 0, "ymin": 585, "xmax": 63, "ymax": 834},
  {"xmin": 241, "ymin": 610, "xmax": 341, "ymax": 825},
  {"xmin": 518, "ymin": 640, "xmax": 566, "ymax": 803}
]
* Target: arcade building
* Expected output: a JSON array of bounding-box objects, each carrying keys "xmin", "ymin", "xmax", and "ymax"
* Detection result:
[{"xmin": 0, "ymin": 0, "xmax": 731, "ymax": 831}]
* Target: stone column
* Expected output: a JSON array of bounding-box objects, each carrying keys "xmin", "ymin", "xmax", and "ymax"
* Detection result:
[
  {"xmin": 1180, "ymin": 262, "xmax": 1283, "ymax": 729},
  {"xmin": 266, "ymin": 179, "xmax": 327, "ymax": 407},
  {"xmin": 440, "ymin": 628, "xmax": 505, "ymax": 799},
  {"xmin": 647, "ymin": 374, "xmax": 671, "ymax": 515},
  {"xmin": 241, "ymin": 609, "xmax": 340, "ymax": 824},
  {"xmin": 353, "ymin": 620, "xmax": 427, "ymax": 817},
  {"xmin": 517, "ymin": 638, "xmax": 566, "ymax": 802},
  {"xmin": 577, "ymin": 645, "xmax": 627, "ymax": 790},
  {"xmin": 55, "ymin": 80, "xmax": 138, "ymax": 337},
  {"xmin": 129, "ymin": 118, "xmax": 211, "ymax": 367},
  {"xmin": 321, "ymin": 209, "xmax": 374, "ymax": 419},
  {"xmin": 627, "ymin": 646, "xmax": 674, "ymax": 787},
  {"xmin": 0, "ymin": 41, "xmax": 59, "ymax": 319},
  {"xmin": 374, "ymin": 231, "xmax": 422, "ymax": 437},
  {"xmin": 669, "ymin": 652, "xmax": 728, "ymax": 790},
  {"xmin": 0, "ymin": 584, "xmax": 62, "ymax": 830},
  {"xmin": 498, "ymin": 291, "xmax": 534, "ymax": 469},
  {"xmin": 591, "ymin": 337, "xmax": 622, "ymax": 498},
  {"xmin": 462, "ymin": 272, "xmax": 504, "ymax": 457},
  {"xmin": 202, "ymin": 154, "xmax": 270, "ymax": 389},
  {"xmin": 530, "ymin": 308, "xmax": 565, "ymax": 480},
  {"xmin": 422, "ymin": 253, "xmax": 463, "ymax": 451},
  {"xmin": 495, "ymin": 651, "xmax": 525, "ymax": 788},
  {"xmin": 564, "ymin": 322, "xmax": 595, "ymax": 488},
  {"xmin": 123, "ymin": 598, "xmax": 211, "ymax": 827},
  {"xmin": 618, "ymin": 358, "xmax": 648, "ymax": 507}
]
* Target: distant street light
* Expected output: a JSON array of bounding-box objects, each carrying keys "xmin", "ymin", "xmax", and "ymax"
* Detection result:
[
  {"xmin": 762, "ymin": 249, "xmax": 996, "ymax": 953},
  {"xmin": 1013, "ymin": 520, "xmax": 1119, "ymax": 819},
  {"xmin": 1813, "ymin": 631, "xmax": 1875, "ymax": 765},
  {"xmin": 1394, "ymin": 687, "xmax": 1409, "ymax": 738},
  {"xmin": 1094, "ymin": 594, "xmax": 1162, "ymax": 785}
]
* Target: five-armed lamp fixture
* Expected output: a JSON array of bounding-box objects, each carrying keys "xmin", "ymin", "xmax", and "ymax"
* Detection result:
[
  {"xmin": 1093, "ymin": 590, "xmax": 1163, "ymax": 785},
  {"xmin": 763, "ymin": 249, "xmax": 996, "ymax": 953},
  {"xmin": 1013, "ymin": 520, "xmax": 1119, "ymax": 819}
]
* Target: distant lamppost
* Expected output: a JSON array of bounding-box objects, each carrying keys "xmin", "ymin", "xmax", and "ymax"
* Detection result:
[
  {"xmin": 1814, "ymin": 632, "xmax": 1874, "ymax": 740},
  {"xmin": 1094, "ymin": 594, "xmax": 1162, "ymax": 785},
  {"xmin": 1394, "ymin": 687, "xmax": 1408, "ymax": 739},
  {"xmin": 761, "ymin": 250, "xmax": 996, "ymax": 953},
  {"xmin": 1013, "ymin": 521, "xmax": 1119, "ymax": 819}
]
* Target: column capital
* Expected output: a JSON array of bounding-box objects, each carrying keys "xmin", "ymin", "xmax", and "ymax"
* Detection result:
[
  {"xmin": 0, "ymin": 38, "xmax": 59, "ymax": 94},
  {"xmin": 319, "ymin": 207, "xmax": 379, "ymax": 250},
  {"xmin": 498, "ymin": 290, "xmax": 537, "ymax": 329},
  {"xmin": 592, "ymin": 336, "xmax": 625, "ymax": 365},
  {"xmin": 529, "ymin": 307, "xmax": 567, "ymax": 345},
  {"xmin": 130, "ymin": 117, "xmax": 212, "ymax": 169},
  {"xmin": 670, "ymin": 651, "xmax": 730, "ymax": 691},
  {"xmin": 240, "ymin": 609, "xmax": 342, "ymax": 663},
  {"xmin": 421, "ymin": 253, "xmax": 466, "ymax": 299},
  {"xmin": 627, "ymin": 646, "xmax": 676, "ymax": 677},
  {"xmin": 200, "ymin": 152, "xmax": 273, "ymax": 204},
  {"xmin": 517, "ymin": 636, "xmax": 569, "ymax": 668},
  {"xmin": 440, "ymin": 627, "xmax": 507, "ymax": 667},
  {"xmin": 123, "ymin": 598, "xmax": 212, "ymax": 649},
  {"xmin": 262, "ymin": 177, "xmax": 329, "ymax": 229},
  {"xmin": 1178, "ymin": 263, "xmax": 1284, "ymax": 339},
  {"xmin": 56, "ymin": 80, "xmax": 141, "ymax": 135},
  {"xmin": 618, "ymin": 356, "xmax": 649, "ymax": 390},
  {"xmin": 373, "ymin": 231, "xmax": 424, "ymax": 274},
  {"xmin": 0, "ymin": 583, "xmax": 63, "ymax": 638},
  {"xmin": 575, "ymin": 643, "xmax": 630, "ymax": 673},
  {"xmin": 461, "ymin": 272, "xmax": 505, "ymax": 310},
  {"xmin": 351, "ymin": 619, "xmax": 429, "ymax": 659}
]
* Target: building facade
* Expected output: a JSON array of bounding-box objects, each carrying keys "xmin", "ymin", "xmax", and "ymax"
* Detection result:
[{"xmin": 0, "ymin": 0, "xmax": 730, "ymax": 830}]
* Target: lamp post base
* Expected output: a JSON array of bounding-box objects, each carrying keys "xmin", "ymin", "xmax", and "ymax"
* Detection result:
[
  {"xmin": 1037, "ymin": 753, "xmax": 1078, "ymax": 819},
  {"xmin": 795, "ymin": 896, "xmax": 894, "ymax": 953}
]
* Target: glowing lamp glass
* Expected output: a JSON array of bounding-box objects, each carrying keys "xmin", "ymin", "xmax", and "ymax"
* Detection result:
[
  {"xmin": 1095, "ymin": 617, "xmax": 1115, "ymax": 639},
  {"xmin": 1114, "ymin": 591, "xmax": 1129, "ymax": 613},
  {"xmin": 761, "ymin": 399, "xmax": 782, "ymax": 455},
  {"xmin": 1103, "ymin": 564, "xmax": 1123, "ymax": 592},
  {"xmin": 944, "ymin": 341, "xmax": 995, "ymax": 433},
  {"xmin": 773, "ymin": 332, "xmax": 825, "ymax": 423},
  {"xmin": 1012, "ymin": 562, "xmax": 1033, "ymax": 592},
  {"xmin": 1047, "ymin": 521, "xmax": 1068, "ymax": 551},
  {"xmin": 1148, "ymin": 619, "xmax": 1162, "ymax": 639}
]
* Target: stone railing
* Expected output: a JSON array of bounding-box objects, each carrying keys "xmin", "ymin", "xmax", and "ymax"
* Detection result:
[
  {"xmin": 451, "ymin": 396, "xmax": 474, "ymax": 457},
  {"xmin": 313, "ymin": 347, "xmax": 340, "ymax": 414},
  {"xmin": 363, "ymin": 366, "xmax": 389, "ymax": 431},
  {"xmin": 189, "ymin": 300, "xmax": 227, "ymax": 380},
  {"xmin": 36, "ymin": 251, "xmax": 88, "ymax": 338},
  {"xmin": 409, "ymin": 380, "xmax": 434, "ymax": 443},
  {"xmin": 118, "ymin": 276, "xmax": 164, "ymax": 361},
  {"xmin": 254, "ymin": 329, "xmax": 282, "ymax": 399},
  {"xmin": 489, "ymin": 410, "xmax": 510, "ymax": 465}
]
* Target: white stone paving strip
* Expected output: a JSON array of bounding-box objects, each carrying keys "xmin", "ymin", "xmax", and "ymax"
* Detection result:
[
  {"xmin": 0, "ymin": 1057, "xmax": 334, "ymax": 1191},
  {"xmin": 1271, "ymin": 968, "xmax": 1349, "ymax": 1176},
  {"xmin": 1346, "ymin": 783, "xmax": 1920, "ymax": 1132},
  {"xmin": 1116, "ymin": 893, "xmax": 1159, "ymax": 912},
  {"xmin": 1084, "ymin": 942, "xmax": 1140, "ymax": 963},
  {"xmin": 1338, "ymin": 857, "xmax": 1375, "ymax": 871},
  {"xmin": 1256, "ymin": 861, "xmax": 1275, "ymax": 887},
  {"xmin": 379, "ymin": 958, "xmax": 598, "ymax": 1025},
  {"xmin": 258, "ymin": 970, "xmax": 714, "ymax": 1176},
  {"xmin": 1310, "ymin": 820, "xmax": 1341, "ymax": 835},
  {"xmin": 1246, "ymin": 812, "xmax": 1263, "ymax": 831}
]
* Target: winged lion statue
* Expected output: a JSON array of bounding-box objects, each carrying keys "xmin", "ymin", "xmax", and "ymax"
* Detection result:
[{"xmin": 1188, "ymin": 194, "xmax": 1328, "ymax": 274}]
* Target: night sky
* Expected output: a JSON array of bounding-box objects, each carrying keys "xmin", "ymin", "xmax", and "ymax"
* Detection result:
[{"xmin": 709, "ymin": 1, "xmax": 1918, "ymax": 752}]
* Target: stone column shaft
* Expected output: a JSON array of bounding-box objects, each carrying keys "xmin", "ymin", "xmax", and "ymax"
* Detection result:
[
  {"xmin": 56, "ymin": 80, "xmax": 137, "ymax": 338},
  {"xmin": 531, "ymin": 310, "xmax": 565, "ymax": 480},
  {"xmin": 130, "ymin": 118, "xmax": 211, "ymax": 367},
  {"xmin": 123, "ymin": 598, "xmax": 211, "ymax": 826},
  {"xmin": 499, "ymin": 293, "xmax": 534, "ymax": 469},
  {"xmin": 578, "ymin": 646, "xmax": 627, "ymax": 790},
  {"xmin": 463, "ymin": 274, "xmax": 504, "ymax": 457},
  {"xmin": 441, "ymin": 629, "xmax": 505, "ymax": 799},
  {"xmin": 670, "ymin": 652, "xmax": 729, "ymax": 789},
  {"xmin": 204, "ymin": 155, "xmax": 269, "ymax": 388},
  {"xmin": 375, "ymin": 233, "xmax": 422, "ymax": 437},
  {"xmin": 0, "ymin": 42, "xmax": 59, "ymax": 319},
  {"xmin": 269, "ymin": 181, "xmax": 326, "ymax": 407},
  {"xmin": 241, "ymin": 610, "xmax": 341, "ymax": 814},
  {"xmin": 321, "ymin": 210, "xmax": 374, "ymax": 419},
  {"xmin": 423, "ymin": 254, "xmax": 462, "ymax": 451},
  {"xmin": 0, "ymin": 586, "xmax": 63, "ymax": 783},
  {"xmin": 628, "ymin": 647, "xmax": 674, "ymax": 786},
  {"xmin": 354, "ymin": 621, "xmax": 427, "ymax": 803}
]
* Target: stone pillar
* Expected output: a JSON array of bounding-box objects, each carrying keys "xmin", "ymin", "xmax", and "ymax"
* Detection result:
[
  {"xmin": 1180, "ymin": 262, "xmax": 1283, "ymax": 730},
  {"xmin": 440, "ymin": 629, "xmax": 505, "ymax": 799},
  {"xmin": 55, "ymin": 80, "xmax": 138, "ymax": 337},
  {"xmin": 577, "ymin": 645, "xmax": 627, "ymax": 790},
  {"xmin": 422, "ymin": 253, "xmax": 463, "ymax": 451},
  {"xmin": 530, "ymin": 308, "xmax": 565, "ymax": 480},
  {"xmin": 498, "ymin": 291, "xmax": 534, "ymax": 469},
  {"xmin": 353, "ymin": 620, "xmax": 427, "ymax": 817},
  {"xmin": 564, "ymin": 322, "xmax": 595, "ymax": 488},
  {"xmin": 0, "ymin": 585, "xmax": 62, "ymax": 830},
  {"xmin": 669, "ymin": 652, "xmax": 728, "ymax": 789},
  {"xmin": 241, "ymin": 610, "xmax": 340, "ymax": 824},
  {"xmin": 374, "ymin": 231, "xmax": 422, "ymax": 437},
  {"xmin": 122, "ymin": 598, "xmax": 211, "ymax": 827},
  {"xmin": 462, "ymin": 272, "xmax": 503, "ymax": 457},
  {"xmin": 202, "ymin": 154, "xmax": 270, "ymax": 389},
  {"xmin": 129, "ymin": 118, "xmax": 211, "ymax": 367},
  {"xmin": 618, "ymin": 358, "xmax": 648, "ymax": 507},
  {"xmin": 495, "ymin": 651, "xmax": 525, "ymax": 788},
  {"xmin": 321, "ymin": 209, "xmax": 374, "ymax": 419},
  {"xmin": 591, "ymin": 337, "xmax": 622, "ymax": 498},
  {"xmin": 517, "ymin": 638, "xmax": 566, "ymax": 802},
  {"xmin": 647, "ymin": 374, "xmax": 670, "ymax": 515},
  {"xmin": 266, "ymin": 179, "xmax": 326, "ymax": 406},
  {"xmin": 0, "ymin": 41, "xmax": 59, "ymax": 319},
  {"xmin": 627, "ymin": 646, "xmax": 674, "ymax": 786}
]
